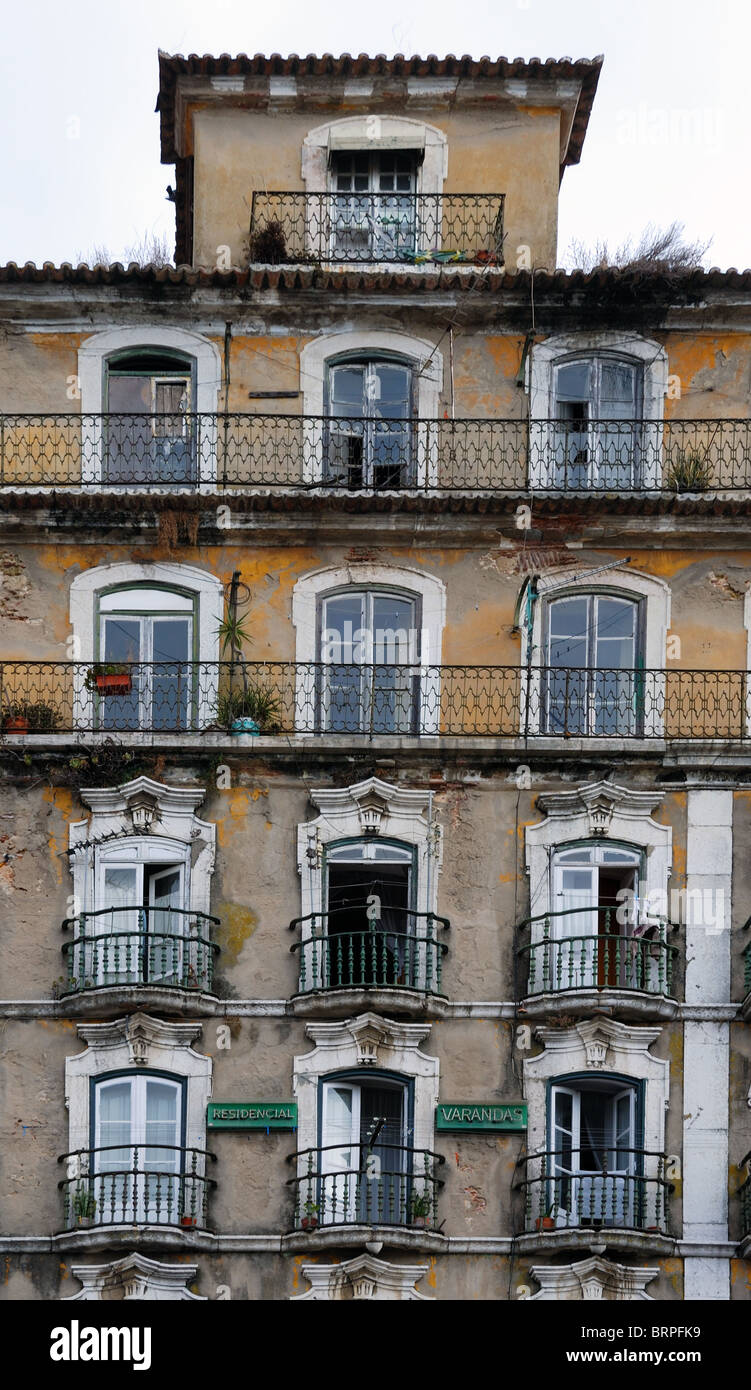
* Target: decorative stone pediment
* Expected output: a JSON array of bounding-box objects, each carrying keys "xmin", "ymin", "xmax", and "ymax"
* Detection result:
[
  {"xmin": 66, "ymin": 1253, "xmax": 205, "ymax": 1301},
  {"xmin": 76, "ymin": 1013, "xmax": 204, "ymax": 1065},
  {"xmin": 304, "ymin": 777, "xmax": 441, "ymax": 848},
  {"xmin": 535, "ymin": 1016, "xmax": 664, "ymax": 1067},
  {"xmin": 293, "ymin": 1253, "xmax": 432, "ymax": 1301},
  {"xmin": 535, "ymin": 781, "xmax": 665, "ymax": 827},
  {"xmin": 529, "ymin": 1256, "xmax": 658, "ymax": 1301}
]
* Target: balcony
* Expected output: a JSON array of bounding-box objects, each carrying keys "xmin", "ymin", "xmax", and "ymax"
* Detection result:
[
  {"xmin": 739, "ymin": 1157, "xmax": 751, "ymax": 1256},
  {"xmin": 58, "ymin": 1145, "xmax": 216, "ymax": 1235},
  {"xmin": 287, "ymin": 1143, "xmax": 444, "ymax": 1242},
  {"xmin": 61, "ymin": 907, "xmax": 220, "ymax": 1006},
  {"xmin": 289, "ymin": 908, "xmax": 449, "ymax": 1016},
  {"xmin": 2, "ymin": 415, "xmax": 751, "ymax": 492},
  {"xmin": 518, "ymin": 1149, "xmax": 674, "ymax": 1252},
  {"xmin": 517, "ymin": 907, "xmax": 680, "ymax": 1020},
  {"xmin": 249, "ymin": 192, "xmax": 504, "ymax": 265},
  {"xmin": 2, "ymin": 661, "xmax": 750, "ymax": 743}
]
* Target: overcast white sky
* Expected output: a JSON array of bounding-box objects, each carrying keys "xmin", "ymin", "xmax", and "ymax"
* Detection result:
[{"xmin": 1, "ymin": 0, "xmax": 749, "ymax": 270}]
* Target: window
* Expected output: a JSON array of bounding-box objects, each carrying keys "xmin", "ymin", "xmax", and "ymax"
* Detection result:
[
  {"xmin": 63, "ymin": 1014, "xmax": 213, "ymax": 1233},
  {"xmin": 331, "ymin": 150, "xmax": 419, "ymax": 260},
  {"xmin": 105, "ymin": 350, "xmax": 195, "ymax": 484},
  {"xmin": 550, "ymin": 356, "xmax": 642, "ymax": 490},
  {"xmin": 92, "ymin": 1073, "xmax": 185, "ymax": 1225},
  {"xmin": 549, "ymin": 842, "xmax": 665, "ymax": 992},
  {"xmin": 549, "ymin": 1076, "xmax": 639, "ymax": 1226},
  {"xmin": 325, "ymin": 358, "xmax": 414, "ymax": 489},
  {"xmin": 319, "ymin": 587, "xmax": 420, "ymax": 734},
  {"xmin": 319, "ymin": 1074, "xmax": 410, "ymax": 1224},
  {"xmin": 542, "ymin": 592, "xmax": 643, "ymax": 736},
  {"xmin": 82, "ymin": 840, "xmax": 187, "ymax": 987},
  {"xmin": 96, "ymin": 584, "xmax": 195, "ymax": 731},
  {"xmin": 324, "ymin": 839, "xmax": 415, "ymax": 988}
]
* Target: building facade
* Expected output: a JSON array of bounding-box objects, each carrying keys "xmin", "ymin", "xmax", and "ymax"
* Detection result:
[{"xmin": 1, "ymin": 50, "xmax": 750, "ymax": 1302}]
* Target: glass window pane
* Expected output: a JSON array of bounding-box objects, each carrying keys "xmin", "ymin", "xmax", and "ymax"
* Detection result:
[
  {"xmin": 152, "ymin": 619, "xmax": 190, "ymax": 663},
  {"xmin": 330, "ymin": 366, "xmax": 365, "ymax": 410},
  {"xmin": 555, "ymin": 361, "xmax": 591, "ymax": 401},
  {"xmin": 108, "ymin": 376, "xmax": 151, "ymax": 411},
  {"xmin": 600, "ymin": 361, "xmax": 637, "ymax": 406},
  {"xmin": 103, "ymin": 617, "xmax": 141, "ymax": 662}
]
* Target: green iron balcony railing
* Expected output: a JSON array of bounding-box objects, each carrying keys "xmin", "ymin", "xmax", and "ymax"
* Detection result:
[
  {"xmin": 58, "ymin": 1144, "xmax": 217, "ymax": 1230},
  {"xmin": 61, "ymin": 906, "xmax": 220, "ymax": 994},
  {"xmin": 743, "ymin": 941, "xmax": 751, "ymax": 996},
  {"xmin": 287, "ymin": 1142, "xmax": 444, "ymax": 1232},
  {"xmin": 2, "ymin": 662, "xmax": 751, "ymax": 739},
  {"xmin": 739, "ymin": 1154, "xmax": 751, "ymax": 1239},
  {"xmin": 517, "ymin": 906, "xmax": 679, "ymax": 1000},
  {"xmin": 1, "ymin": 658, "xmax": 751, "ymax": 739},
  {"xmin": 289, "ymin": 906, "xmax": 449, "ymax": 995},
  {"xmin": 520, "ymin": 1149, "xmax": 674, "ymax": 1235},
  {"xmin": 2, "ymin": 415, "xmax": 751, "ymax": 491},
  {"xmin": 249, "ymin": 191, "xmax": 505, "ymax": 265}
]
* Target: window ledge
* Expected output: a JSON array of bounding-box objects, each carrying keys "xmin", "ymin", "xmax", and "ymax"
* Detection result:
[
  {"xmin": 290, "ymin": 987, "xmax": 450, "ymax": 1020},
  {"xmin": 57, "ymin": 985, "xmax": 220, "ymax": 1018},
  {"xmin": 282, "ymin": 1224, "xmax": 448, "ymax": 1255},
  {"xmin": 518, "ymin": 989, "xmax": 680, "ymax": 1023},
  {"xmin": 514, "ymin": 1228, "xmax": 675, "ymax": 1258},
  {"xmin": 53, "ymin": 1224, "xmax": 215, "ymax": 1254}
]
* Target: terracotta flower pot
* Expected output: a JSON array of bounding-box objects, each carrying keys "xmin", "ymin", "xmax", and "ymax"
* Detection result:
[
  {"xmin": 535, "ymin": 1216, "xmax": 555, "ymax": 1231},
  {"xmin": 3, "ymin": 716, "xmax": 29, "ymax": 733},
  {"xmin": 181, "ymin": 1215, "xmax": 197, "ymax": 1228},
  {"xmin": 301, "ymin": 1216, "xmax": 318, "ymax": 1231},
  {"xmin": 95, "ymin": 673, "xmax": 132, "ymax": 695}
]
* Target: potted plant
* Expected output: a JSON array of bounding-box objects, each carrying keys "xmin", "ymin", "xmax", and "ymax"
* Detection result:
[
  {"xmin": 409, "ymin": 1190, "xmax": 433, "ymax": 1229},
  {"xmin": 218, "ymin": 682, "xmax": 282, "ymax": 735},
  {"xmin": 249, "ymin": 219, "xmax": 288, "ymax": 265},
  {"xmin": 84, "ymin": 663, "xmax": 133, "ymax": 696},
  {"xmin": 2, "ymin": 700, "xmax": 62, "ymax": 733},
  {"xmin": 535, "ymin": 1204, "xmax": 557, "ymax": 1232},
  {"xmin": 300, "ymin": 1199, "xmax": 319, "ymax": 1231},
  {"xmin": 666, "ymin": 448, "xmax": 712, "ymax": 493},
  {"xmin": 181, "ymin": 1213, "xmax": 198, "ymax": 1228},
  {"xmin": 72, "ymin": 1183, "xmax": 97, "ymax": 1227}
]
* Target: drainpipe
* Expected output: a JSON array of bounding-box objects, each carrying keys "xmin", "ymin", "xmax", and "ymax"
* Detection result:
[{"xmin": 221, "ymin": 321, "xmax": 232, "ymax": 486}]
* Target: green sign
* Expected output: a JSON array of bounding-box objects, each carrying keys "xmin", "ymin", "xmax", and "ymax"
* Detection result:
[
  {"xmin": 207, "ymin": 1101, "xmax": 297, "ymax": 1131},
  {"xmin": 436, "ymin": 1102, "xmax": 527, "ymax": 1132}
]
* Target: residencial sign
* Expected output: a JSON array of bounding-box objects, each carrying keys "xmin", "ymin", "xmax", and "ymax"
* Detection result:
[
  {"xmin": 207, "ymin": 1101, "xmax": 297, "ymax": 1131},
  {"xmin": 435, "ymin": 1102, "xmax": 527, "ymax": 1132}
]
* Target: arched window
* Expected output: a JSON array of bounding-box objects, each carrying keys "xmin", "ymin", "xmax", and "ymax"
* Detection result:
[
  {"xmin": 104, "ymin": 348, "xmax": 195, "ymax": 484},
  {"xmin": 548, "ymin": 1074, "xmax": 641, "ymax": 1227},
  {"xmin": 317, "ymin": 1071, "xmax": 412, "ymax": 1226},
  {"xmin": 92, "ymin": 1071, "xmax": 185, "ymax": 1225},
  {"xmin": 542, "ymin": 590, "xmax": 644, "ymax": 736},
  {"xmin": 547, "ymin": 842, "xmax": 659, "ymax": 993},
  {"xmin": 324, "ymin": 356, "xmax": 414, "ymax": 489},
  {"xmin": 96, "ymin": 582, "xmax": 196, "ymax": 731},
  {"xmin": 550, "ymin": 354, "xmax": 642, "ymax": 490},
  {"xmin": 319, "ymin": 585, "xmax": 421, "ymax": 734},
  {"xmin": 322, "ymin": 838, "xmax": 415, "ymax": 989}
]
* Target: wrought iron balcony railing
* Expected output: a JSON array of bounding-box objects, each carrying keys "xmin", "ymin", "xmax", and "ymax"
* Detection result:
[
  {"xmin": 249, "ymin": 191, "xmax": 505, "ymax": 265},
  {"xmin": 2, "ymin": 662, "xmax": 751, "ymax": 740},
  {"xmin": 517, "ymin": 906, "xmax": 679, "ymax": 999},
  {"xmin": 287, "ymin": 1143, "xmax": 444, "ymax": 1231},
  {"xmin": 289, "ymin": 907, "xmax": 449, "ymax": 995},
  {"xmin": 740, "ymin": 1155, "xmax": 751, "ymax": 1239},
  {"xmin": 58, "ymin": 1144, "xmax": 217, "ymax": 1229},
  {"xmin": 520, "ymin": 1149, "xmax": 673, "ymax": 1234},
  {"xmin": 61, "ymin": 907, "xmax": 220, "ymax": 994},
  {"xmin": 3, "ymin": 415, "xmax": 751, "ymax": 491}
]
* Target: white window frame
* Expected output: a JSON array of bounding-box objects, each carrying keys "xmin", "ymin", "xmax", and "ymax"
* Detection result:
[
  {"xmin": 299, "ymin": 331, "xmax": 443, "ymax": 487},
  {"xmin": 520, "ymin": 565, "xmax": 670, "ymax": 741},
  {"xmin": 77, "ymin": 327, "xmax": 221, "ymax": 487},
  {"xmin": 69, "ymin": 562, "xmax": 223, "ymax": 732},
  {"xmin": 64, "ymin": 1013, "xmax": 212, "ymax": 1233},
  {"xmin": 527, "ymin": 333, "xmax": 668, "ymax": 491},
  {"xmin": 292, "ymin": 564, "xmax": 445, "ymax": 737},
  {"xmin": 296, "ymin": 777, "xmax": 443, "ymax": 996}
]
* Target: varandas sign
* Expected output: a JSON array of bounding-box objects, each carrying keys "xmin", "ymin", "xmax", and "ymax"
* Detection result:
[
  {"xmin": 207, "ymin": 1101, "xmax": 297, "ymax": 1130},
  {"xmin": 436, "ymin": 1102, "xmax": 527, "ymax": 1132}
]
